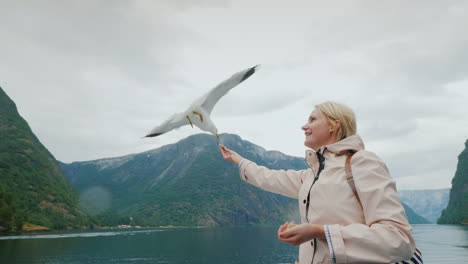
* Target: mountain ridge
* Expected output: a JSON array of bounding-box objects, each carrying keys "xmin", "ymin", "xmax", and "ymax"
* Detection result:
[{"xmin": 60, "ymin": 132, "xmax": 430, "ymax": 226}]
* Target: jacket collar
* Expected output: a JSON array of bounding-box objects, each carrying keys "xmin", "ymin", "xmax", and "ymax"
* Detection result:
[
  {"xmin": 324, "ymin": 134, "xmax": 365, "ymax": 154},
  {"xmin": 305, "ymin": 134, "xmax": 365, "ymax": 169}
]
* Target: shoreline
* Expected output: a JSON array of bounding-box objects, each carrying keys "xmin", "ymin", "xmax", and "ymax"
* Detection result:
[{"xmin": 0, "ymin": 225, "xmax": 205, "ymax": 236}]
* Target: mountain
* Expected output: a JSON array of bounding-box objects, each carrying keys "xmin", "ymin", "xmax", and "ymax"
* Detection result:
[
  {"xmin": 0, "ymin": 87, "xmax": 90, "ymax": 231},
  {"xmin": 438, "ymin": 139, "xmax": 468, "ymax": 224},
  {"xmin": 60, "ymin": 133, "xmax": 427, "ymax": 226},
  {"xmin": 399, "ymin": 189, "xmax": 450, "ymax": 223},
  {"xmin": 402, "ymin": 203, "xmax": 430, "ymax": 224},
  {"xmin": 60, "ymin": 134, "xmax": 302, "ymax": 227}
]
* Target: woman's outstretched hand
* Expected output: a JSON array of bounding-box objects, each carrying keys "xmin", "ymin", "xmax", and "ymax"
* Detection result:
[
  {"xmin": 278, "ymin": 222, "xmax": 325, "ymax": 246},
  {"xmin": 219, "ymin": 144, "xmax": 243, "ymax": 166}
]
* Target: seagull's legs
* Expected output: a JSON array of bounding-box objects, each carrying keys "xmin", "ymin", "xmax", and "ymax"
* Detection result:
[
  {"xmin": 192, "ymin": 111, "xmax": 204, "ymax": 122},
  {"xmin": 186, "ymin": 116, "xmax": 194, "ymax": 128},
  {"xmin": 216, "ymin": 133, "xmax": 220, "ymax": 142}
]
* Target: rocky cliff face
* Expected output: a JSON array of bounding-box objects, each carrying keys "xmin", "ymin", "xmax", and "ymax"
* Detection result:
[
  {"xmin": 438, "ymin": 139, "xmax": 468, "ymax": 224},
  {"xmin": 0, "ymin": 87, "xmax": 90, "ymax": 230}
]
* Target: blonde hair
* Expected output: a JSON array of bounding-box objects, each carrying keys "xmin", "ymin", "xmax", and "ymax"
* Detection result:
[{"xmin": 315, "ymin": 101, "xmax": 356, "ymax": 141}]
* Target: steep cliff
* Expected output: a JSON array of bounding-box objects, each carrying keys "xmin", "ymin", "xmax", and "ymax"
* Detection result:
[{"xmin": 438, "ymin": 139, "xmax": 468, "ymax": 224}]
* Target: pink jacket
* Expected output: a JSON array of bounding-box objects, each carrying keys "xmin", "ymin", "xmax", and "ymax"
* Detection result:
[{"xmin": 238, "ymin": 134, "xmax": 415, "ymax": 264}]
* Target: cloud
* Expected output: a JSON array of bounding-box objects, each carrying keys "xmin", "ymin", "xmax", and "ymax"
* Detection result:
[{"xmin": 1, "ymin": 0, "xmax": 467, "ymax": 190}]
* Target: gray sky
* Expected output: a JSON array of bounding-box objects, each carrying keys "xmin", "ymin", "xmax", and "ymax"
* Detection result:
[{"xmin": 1, "ymin": 0, "xmax": 467, "ymax": 190}]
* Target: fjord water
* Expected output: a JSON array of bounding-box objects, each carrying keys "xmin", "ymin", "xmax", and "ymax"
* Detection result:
[{"xmin": 0, "ymin": 225, "xmax": 466, "ymax": 264}]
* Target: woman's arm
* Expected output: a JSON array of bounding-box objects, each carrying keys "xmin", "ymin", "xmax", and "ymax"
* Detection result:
[
  {"xmin": 326, "ymin": 151, "xmax": 416, "ymax": 263},
  {"xmin": 220, "ymin": 145, "xmax": 305, "ymax": 199}
]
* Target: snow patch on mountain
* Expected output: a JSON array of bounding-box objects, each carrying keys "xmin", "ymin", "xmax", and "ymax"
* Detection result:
[{"xmin": 94, "ymin": 155, "xmax": 134, "ymax": 170}]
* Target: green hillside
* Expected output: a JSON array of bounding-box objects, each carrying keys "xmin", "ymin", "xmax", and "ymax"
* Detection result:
[
  {"xmin": 438, "ymin": 139, "xmax": 468, "ymax": 224},
  {"xmin": 0, "ymin": 87, "xmax": 90, "ymax": 231}
]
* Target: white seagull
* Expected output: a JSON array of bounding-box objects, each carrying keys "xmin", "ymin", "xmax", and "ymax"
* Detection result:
[{"xmin": 144, "ymin": 65, "xmax": 260, "ymax": 141}]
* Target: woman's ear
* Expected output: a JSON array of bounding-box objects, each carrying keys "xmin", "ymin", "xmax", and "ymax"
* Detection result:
[
  {"xmin": 335, "ymin": 120, "xmax": 342, "ymax": 129},
  {"xmin": 330, "ymin": 120, "xmax": 341, "ymax": 134}
]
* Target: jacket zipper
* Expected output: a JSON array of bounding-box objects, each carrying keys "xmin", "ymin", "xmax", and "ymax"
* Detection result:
[{"xmin": 304, "ymin": 150, "xmax": 326, "ymax": 264}]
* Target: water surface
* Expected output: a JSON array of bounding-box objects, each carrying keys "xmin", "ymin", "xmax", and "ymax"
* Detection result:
[{"xmin": 0, "ymin": 224, "xmax": 466, "ymax": 264}]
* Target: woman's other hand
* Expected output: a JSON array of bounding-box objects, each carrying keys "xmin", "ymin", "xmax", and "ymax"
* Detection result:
[
  {"xmin": 219, "ymin": 144, "xmax": 243, "ymax": 165},
  {"xmin": 278, "ymin": 222, "xmax": 325, "ymax": 246}
]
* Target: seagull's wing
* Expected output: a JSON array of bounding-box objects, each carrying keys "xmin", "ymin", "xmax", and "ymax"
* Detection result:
[
  {"xmin": 144, "ymin": 113, "xmax": 188, "ymax": 137},
  {"xmin": 200, "ymin": 65, "xmax": 260, "ymax": 114}
]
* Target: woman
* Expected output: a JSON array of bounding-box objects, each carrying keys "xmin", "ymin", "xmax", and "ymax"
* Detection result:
[{"xmin": 219, "ymin": 101, "xmax": 416, "ymax": 264}]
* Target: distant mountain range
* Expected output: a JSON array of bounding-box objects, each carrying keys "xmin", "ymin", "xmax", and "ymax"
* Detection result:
[
  {"xmin": 399, "ymin": 189, "xmax": 450, "ymax": 223},
  {"xmin": 438, "ymin": 139, "xmax": 468, "ymax": 224},
  {"xmin": 0, "ymin": 87, "xmax": 91, "ymax": 231},
  {"xmin": 60, "ymin": 133, "xmax": 430, "ymax": 226}
]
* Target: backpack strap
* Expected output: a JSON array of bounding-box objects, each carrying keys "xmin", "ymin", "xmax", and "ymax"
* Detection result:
[{"xmin": 345, "ymin": 153, "xmax": 362, "ymax": 206}]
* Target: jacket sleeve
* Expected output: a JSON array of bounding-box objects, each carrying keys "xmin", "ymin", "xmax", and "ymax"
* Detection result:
[
  {"xmin": 238, "ymin": 159, "xmax": 305, "ymax": 199},
  {"xmin": 326, "ymin": 151, "xmax": 416, "ymax": 263}
]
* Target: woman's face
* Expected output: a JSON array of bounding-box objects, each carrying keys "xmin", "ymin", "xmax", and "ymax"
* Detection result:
[{"xmin": 301, "ymin": 109, "xmax": 335, "ymax": 151}]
